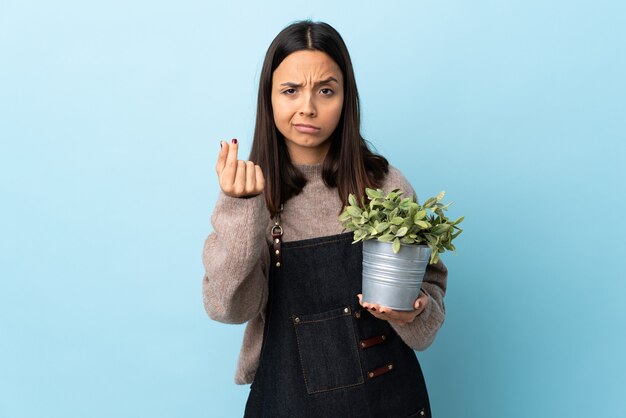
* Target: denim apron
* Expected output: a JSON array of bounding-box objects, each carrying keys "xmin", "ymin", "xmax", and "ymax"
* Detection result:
[{"xmin": 244, "ymin": 232, "xmax": 431, "ymax": 418}]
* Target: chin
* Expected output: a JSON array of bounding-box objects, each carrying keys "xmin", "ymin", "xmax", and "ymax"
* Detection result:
[{"xmin": 301, "ymin": 141, "xmax": 327, "ymax": 149}]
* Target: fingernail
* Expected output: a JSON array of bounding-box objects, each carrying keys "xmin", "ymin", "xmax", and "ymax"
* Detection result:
[
  {"xmin": 232, "ymin": 138, "xmax": 238, "ymax": 144},
  {"xmin": 219, "ymin": 141, "xmax": 223, "ymax": 148}
]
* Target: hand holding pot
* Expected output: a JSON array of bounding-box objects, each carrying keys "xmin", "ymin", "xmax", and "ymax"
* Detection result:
[{"xmin": 357, "ymin": 292, "xmax": 429, "ymax": 326}]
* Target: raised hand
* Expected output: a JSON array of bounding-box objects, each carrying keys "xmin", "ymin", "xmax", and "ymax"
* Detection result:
[{"xmin": 216, "ymin": 139, "xmax": 265, "ymax": 198}]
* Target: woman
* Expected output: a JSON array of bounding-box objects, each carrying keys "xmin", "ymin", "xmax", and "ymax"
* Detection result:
[{"xmin": 202, "ymin": 20, "xmax": 447, "ymax": 417}]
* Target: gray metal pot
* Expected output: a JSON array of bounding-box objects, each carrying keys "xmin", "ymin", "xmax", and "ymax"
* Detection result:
[{"xmin": 361, "ymin": 240, "xmax": 432, "ymax": 311}]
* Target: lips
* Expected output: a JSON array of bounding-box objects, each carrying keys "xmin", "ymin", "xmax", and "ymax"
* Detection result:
[{"xmin": 294, "ymin": 124, "xmax": 321, "ymax": 134}]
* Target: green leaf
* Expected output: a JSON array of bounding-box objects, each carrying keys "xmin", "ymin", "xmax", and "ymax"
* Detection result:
[
  {"xmin": 366, "ymin": 188, "xmax": 383, "ymax": 199},
  {"xmin": 396, "ymin": 226, "xmax": 408, "ymax": 237},
  {"xmin": 392, "ymin": 237, "xmax": 401, "ymax": 253},
  {"xmin": 439, "ymin": 202, "xmax": 452, "ymax": 211},
  {"xmin": 376, "ymin": 222, "xmax": 390, "ymax": 233},
  {"xmin": 416, "ymin": 220, "xmax": 431, "ymax": 229},
  {"xmin": 414, "ymin": 210, "xmax": 427, "ymax": 221},
  {"xmin": 347, "ymin": 206, "xmax": 362, "ymax": 217},
  {"xmin": 338, "ymin": 211, "xmax": 350, "ymax": 222},
  {"xmin": 431, "ymin": 224, "xmax": 451, "ymax": 235},
  {"xmin": 378, "ymin": 233, "xmax": 395, "ymax": 242},
  {"xmin": 386, "ymin": 189, "xmax": 402, "ymax": 200},
  {"xmin": 342, "ymin": 188, "xmax": 463, "ymax": 259}
]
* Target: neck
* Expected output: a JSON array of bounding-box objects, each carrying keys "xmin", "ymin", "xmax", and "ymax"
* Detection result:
[{"xmin": 286, "ymin": 142, "xmax": 330, "ymax": 164}]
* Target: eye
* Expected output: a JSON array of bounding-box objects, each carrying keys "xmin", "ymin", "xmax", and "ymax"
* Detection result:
[
  {"xmin": 320, "ymin": 88, "xmax": 334, "ymax": 96},
  {"xmin": 282, "ymin": 88, "xmax": 296, "ymax": 95}
]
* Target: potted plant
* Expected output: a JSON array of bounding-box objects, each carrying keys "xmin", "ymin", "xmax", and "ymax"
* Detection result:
[{"xmin": 338, "ymin": 188, "xmax": 464, "ymax": 311}]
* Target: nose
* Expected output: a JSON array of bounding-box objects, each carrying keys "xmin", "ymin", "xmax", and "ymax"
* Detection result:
[{"xmin": 299, "ymin": 93, "xmax": 316, "ymax": 117}]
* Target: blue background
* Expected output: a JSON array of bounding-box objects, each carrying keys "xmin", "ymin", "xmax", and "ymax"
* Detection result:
[{"xmin": 1, "ymin": 1, "xmax": 625, "ymax": 417}]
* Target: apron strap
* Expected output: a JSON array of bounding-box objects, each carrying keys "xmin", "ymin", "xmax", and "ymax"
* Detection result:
[{"xmin": 271, "ymin": 204, "xmax": 284, "ymax": 268}]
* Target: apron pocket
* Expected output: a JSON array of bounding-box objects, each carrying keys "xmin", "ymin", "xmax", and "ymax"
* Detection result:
[{"xmin": 292, "ymin": 306, "xmax": 364, "ymax": 394}]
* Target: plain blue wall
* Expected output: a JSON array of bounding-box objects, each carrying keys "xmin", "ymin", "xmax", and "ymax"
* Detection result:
[{"xmin": 1, "ymin": 1, "xmax": 625, "ymax": 417}]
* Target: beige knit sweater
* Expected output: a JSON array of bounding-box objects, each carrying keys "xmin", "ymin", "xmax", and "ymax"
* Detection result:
[{"xmin": 202, "ymin": 163, "xmax": 447, "ymax": 384}]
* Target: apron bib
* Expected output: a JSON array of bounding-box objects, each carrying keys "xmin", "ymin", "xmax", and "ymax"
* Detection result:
[{"xmin": 244, "ymin": 233, "xmax": 431, "ymax": 418}]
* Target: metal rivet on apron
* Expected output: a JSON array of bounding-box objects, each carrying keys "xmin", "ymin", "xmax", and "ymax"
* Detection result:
[
  {"xmin": 343, "ymin": 307, "xmax": 350, "ymax": 314},
  {"xmin": 368, "ymin": 372, "xmax": 374, "ymax": 378},
  {"xmin": 276, "ymin": 262, "xmax": 281, "ymax": 267},
  {"xmin": 381, "ymin": 335, "xmax": 386, "ymax": 341},
  {"xmin": 294, "ymin": 317, "xmax": 300, "ymax": 323},
  {"xmin": 388, "ymin": 364, "xmax": 393, "ymax": 370},
  {"xmin": 275, "ymin": 249, "xmax": 280, "ymax": 255},
  {"xmin": 354, "ymin": 310, "xmax": 361, "ymax": 319},
  {"xmin": 361, "ymin": 342, "xmax": 366, "ymax": 348},
  {"xmin": 274, "ymin": 238, "xmax": 280, "ymax": 244},
  {"xmin": 420, "ymin": 411, "xmax": 425, "ymax": 416}
]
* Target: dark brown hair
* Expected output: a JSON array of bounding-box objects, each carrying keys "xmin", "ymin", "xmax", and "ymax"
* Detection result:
[{"xmin": 249, "ymin": 20, "xmax": 389, "ymax": 218}]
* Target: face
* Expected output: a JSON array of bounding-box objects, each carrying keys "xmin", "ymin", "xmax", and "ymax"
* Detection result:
[{"xmin": 271, "ymin": 50, "xmax": 344, "ymax": 164}]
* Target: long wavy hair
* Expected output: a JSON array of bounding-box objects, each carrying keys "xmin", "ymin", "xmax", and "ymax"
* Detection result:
[{"xmin": 249, "ymin": 20, "xmax": 389, "ymax": 218}]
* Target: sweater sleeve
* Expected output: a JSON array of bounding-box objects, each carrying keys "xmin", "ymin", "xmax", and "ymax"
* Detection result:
[
  {"xmin": 201, "ymin": 192, "xmax": 271, "ymax": 324},
  {"xmin": 382, "ymin": 165, "xmax": 448, "ymax": 350},
  {"xmin": 389, "ymin": 261, "xmax": 447, "ymax": 350}
]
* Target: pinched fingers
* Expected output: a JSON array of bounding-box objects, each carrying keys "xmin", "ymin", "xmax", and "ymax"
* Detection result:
[{"xmin": 216, "ymin": 139, "xmax": 265, "ymax": 197}]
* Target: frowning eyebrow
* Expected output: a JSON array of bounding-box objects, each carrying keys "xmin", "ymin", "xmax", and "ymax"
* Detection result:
[{"xmin": 280, "ymin": 77, "xmax": 339, "ymax": 87}]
